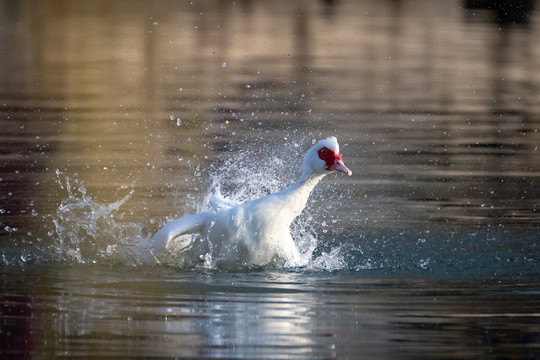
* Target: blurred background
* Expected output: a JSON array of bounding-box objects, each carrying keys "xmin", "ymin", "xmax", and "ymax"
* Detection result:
[{"xmin": 0, "ymin": 0, "xmax": 539, "ymax": 266}]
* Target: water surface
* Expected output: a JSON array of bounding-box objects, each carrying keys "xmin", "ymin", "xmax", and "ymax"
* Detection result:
[
  {"xmin": 2, "ymin": 266, "xmax": 539, "ymax": 359},
  {"xmin": 1, "ymin": 0, "xmax": 539, "ymax": 358}
]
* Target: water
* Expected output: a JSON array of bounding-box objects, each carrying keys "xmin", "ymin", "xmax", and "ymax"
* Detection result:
[
  {"xmin": 1, "ymin": 0, "xmax": 539, "ymax": 358},
  {"xmin": 2, "ymin": 266, "xmax": 539, "ymax": 359}
]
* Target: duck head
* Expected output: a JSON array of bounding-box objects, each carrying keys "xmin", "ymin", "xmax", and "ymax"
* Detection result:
[{"xmin": 302, "ymin": 137, "xmax": 352, "ymax": 177}]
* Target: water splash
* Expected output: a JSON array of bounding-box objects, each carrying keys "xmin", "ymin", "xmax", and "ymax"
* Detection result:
[
  {"xmin": 48, "ymin": 174, "xmax": 155, "ymax": 266},
  {"xmin": 28, "ymin": 135, "xmax": 352, "ymax": 270}
]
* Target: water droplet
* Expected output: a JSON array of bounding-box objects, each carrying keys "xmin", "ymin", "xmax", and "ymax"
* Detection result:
[
  {"xmin": 221, "ymin": 62, "xmax": 227, "ymax": 68},
  {"xmin": 176, "ymin": 118, "xmax": 182, "ymax": 126},
  {"xmin": 418, "ymin": 258, "xmax": 430, "ymax": 270},
  {"xmin": 31, "ymin": 209, "xmax": 38, "ymax": 216}
]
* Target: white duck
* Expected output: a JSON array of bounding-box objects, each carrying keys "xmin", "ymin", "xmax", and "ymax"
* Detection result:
[{"xmin": 152, "ymin": 137, "xmax": 352, "ymax": 269}]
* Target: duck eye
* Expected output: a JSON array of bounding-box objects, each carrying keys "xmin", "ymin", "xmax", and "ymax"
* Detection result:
[{"xmin": 321, "ymin": 149, "xmax": 327, "ymax": 155}]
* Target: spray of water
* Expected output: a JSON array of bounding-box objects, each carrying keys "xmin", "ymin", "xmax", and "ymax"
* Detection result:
[{"xmin": 48, "ymin": 173, "xmax": 156, "ymax": 266}]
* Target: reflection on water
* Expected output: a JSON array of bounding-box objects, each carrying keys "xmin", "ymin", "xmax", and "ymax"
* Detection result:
[
  {"xmin": 2, "ymin": 266, "xmax": 539, "ymax": 359},
  {"xmin": 1, "ymin": 0, "xmax": 539, "ymax": 358}
]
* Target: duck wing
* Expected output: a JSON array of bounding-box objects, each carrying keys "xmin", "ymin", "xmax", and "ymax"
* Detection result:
[{"xmin": 152, "ymin": 212, "xmax": 212, "ymax": 251}]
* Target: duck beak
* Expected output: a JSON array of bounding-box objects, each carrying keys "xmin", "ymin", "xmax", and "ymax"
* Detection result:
[{"xmin": 329, "ymin": 159, "xmax": 352, "ymax": 176}]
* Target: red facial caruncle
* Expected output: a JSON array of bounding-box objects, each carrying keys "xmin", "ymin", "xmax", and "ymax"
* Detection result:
[
  {"xmin": 318, "ymin": 147, "xmax": 341, "ymax": 169},
  {"xmin": 317, "ymin": 147, "xmax": 352, "ymax": 175}
]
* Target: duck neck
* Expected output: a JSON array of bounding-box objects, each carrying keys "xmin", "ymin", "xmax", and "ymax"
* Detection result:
[
  {"xmin": 283, "ymin": 171, "xmax": 326, "ymax": 217},
  {"xmin": 297, "ymin": 170, "xmax": 325, "ymax": 189}
]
